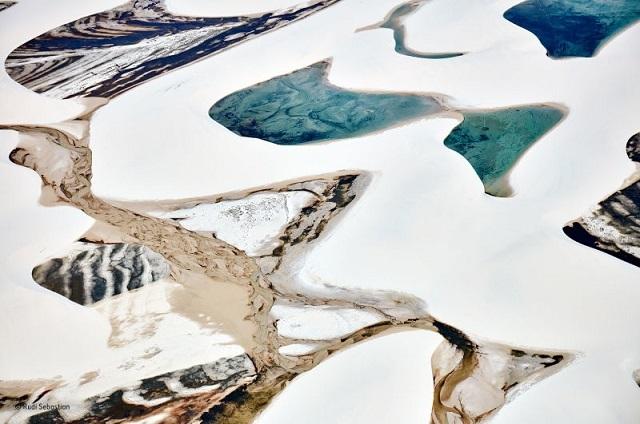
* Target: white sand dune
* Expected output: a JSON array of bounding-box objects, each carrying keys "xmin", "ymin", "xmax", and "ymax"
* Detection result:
[
  {"xmin": 165, "ymin": 0, "xmax": 313, "ymax": 17},
  {"xmin": 1, "ymin": 0, "xmax": 639, "ymax": 422},
  {"xmin": 255, "ymin": 331, "xmax": 441, "ymax": 424}
]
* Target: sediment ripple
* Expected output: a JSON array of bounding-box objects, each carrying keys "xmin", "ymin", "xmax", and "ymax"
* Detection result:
[{"xmin": 5, "ymin": 0, "xmax": 343, "ymax": 98}]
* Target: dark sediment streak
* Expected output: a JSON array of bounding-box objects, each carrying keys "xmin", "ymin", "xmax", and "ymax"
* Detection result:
[
  {"xmin": 24, "ymin": 355, "xmax": 257, "ymax": 424},
  {"xmin": 564, "ymin": 132, "xmax": 640, "ymax": 268},
  {"xmin": 32, "ymin": 242, "xmax": 171, "ymax": 305},
  {"xmin": 0, "ymin": 1, "xmax": 15, "ymax": 12},
  {"xmin": 5, "ymin": 0, "xmax": 343, "ymax": 98},
  {"xmin": 2, "ymin": 112, "xmax": 573, "ymax": 422}
]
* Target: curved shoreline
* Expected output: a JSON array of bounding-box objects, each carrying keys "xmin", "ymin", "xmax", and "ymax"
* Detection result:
[{"xmin": 358, "ymin": 0, "xmax": 465, "ymax": 60}]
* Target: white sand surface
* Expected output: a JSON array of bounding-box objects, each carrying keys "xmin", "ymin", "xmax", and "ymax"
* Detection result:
[
  {"xmin": 402, "ymin": 0, "xmax": 529, "ymax": 54},
  {"xmin": 85, "ymin": 0, "xmax": 640, "ymax": 421},
  {"xmin": 271, "ymin": 302, "xmax": 385, "ymax": 340},
  {"xmin": 0, "ymin": 128, "xmax": 106, "ymax": 382},
  {"xmin": 0, "ymin": 128, "xmax": 248, "ymax": 417},
  {"xmin": 165, "ymin": 0, "xmax": 312, "ymax": 17},
  {"xmin": 0, "ymin": 1, "xmax": 249, "ymax": 410},
  {"xmin": 151, "ymin": 190, "xmax": 318, "ymax": 256},
  {"xmin": 255, "ymin": 331, "xmax": 441, "ymax": 424},
  {"xmin": 1, "ymin": 0, "xmax": 639, "ymax": 422}
]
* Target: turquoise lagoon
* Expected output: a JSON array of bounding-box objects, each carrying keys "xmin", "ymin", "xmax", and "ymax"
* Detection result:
[
  {"xmin": 444, "ymin": 105, "xmax": 565, "ymax": 197},
  {"xmin": 504, "ymin": 0, "xmax": 640, "ymax": 58},
  {"xmin": 209, "ymin": 61, "xmax": 443, "ymax": 145},
  {"xmin": 210, "ymin": 63, "xmax": 566, "ymax": 199}
]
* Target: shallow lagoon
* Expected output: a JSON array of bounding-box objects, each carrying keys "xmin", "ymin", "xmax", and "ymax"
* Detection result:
[
  {"xmin": 209, "ymin": 61, "xmax": 443, "ymax": 145},
  {"xmin": 443, "ymin": 105, "xmax": 565, "ymax": 197},
  {"xmin": 504, "ymin": 0, "xmax": 640, "ymax": 58},
  {"xmin": 211, "ymin": 64, "xmax": 566, "ymax": 197},
  {"xmin": 360, "ymin": 0, "xmax": 464, "ymax": 60}
]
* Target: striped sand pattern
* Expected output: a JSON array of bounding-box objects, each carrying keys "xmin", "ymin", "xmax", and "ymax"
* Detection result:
[
  {"xmin": 19, "ymin": 354, "xmax": 257, "ymax": 423},
  {"xmin": 5, "ymin": 0, "xmax": 342, "ymax": 98},
  {"xmin": 0, "ymin": 2, "xmax": 15, "ymax": 12},
  {"xmin": 32, "ymin": 242, "xmax": 171, "ymax": 305},
  {"xmin": 564, "ymin": 132, "xmax": 640, "ymax": 268}
]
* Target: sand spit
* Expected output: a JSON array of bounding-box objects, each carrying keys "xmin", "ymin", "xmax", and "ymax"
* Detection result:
[{"xmin": 1, "ymin": 105, "xmax": 573, "ymax": 423}]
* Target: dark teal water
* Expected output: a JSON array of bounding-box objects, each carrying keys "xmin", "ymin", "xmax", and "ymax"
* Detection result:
[
  {"xmin": 504, "ymin": 0, "xmax": 640, "ymax": 58},
  {"xmin": 209, "ymin": 61, "xmax": 443, "ymax": 145},
  {"xmin": 444, "ymin": 105, "xmax": 565, "ymax": 196}
]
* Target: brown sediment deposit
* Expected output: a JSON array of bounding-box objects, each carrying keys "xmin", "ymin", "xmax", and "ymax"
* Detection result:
[{"xmin": 0, "ymin": 103, "xmax": 573, "ymax": 423}]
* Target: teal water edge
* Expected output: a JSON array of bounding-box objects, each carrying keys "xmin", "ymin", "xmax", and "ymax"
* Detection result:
[
  {"xmin": 209, "ymin": 61, "xmax": 443, "ymax": 145},
  {"xmin": 504, "ymin": 0, "xmax": 640, "ymax": 58},
  {"xmin": 360, "ymin": 0, "xmax": 464, "ymax": 59},
  {"xmin": 443, "ymin": 105, "xmax": 565, "ymax": 197}
]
